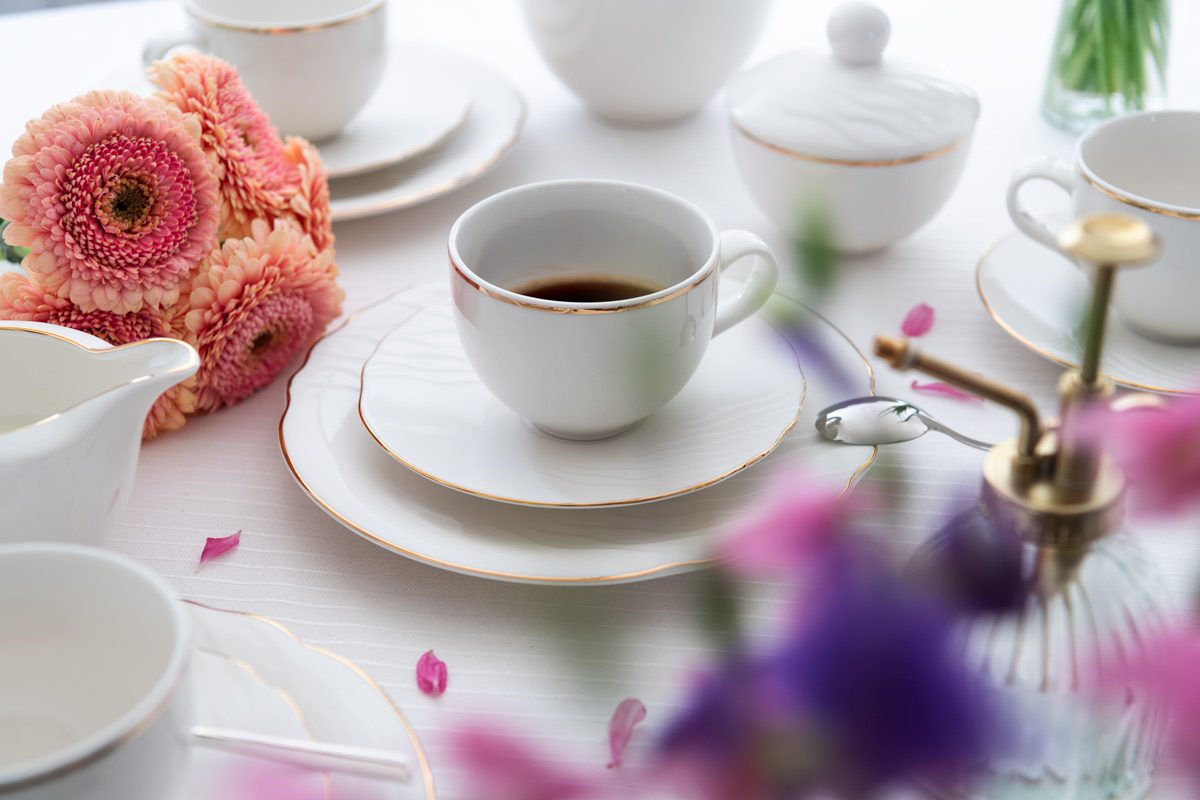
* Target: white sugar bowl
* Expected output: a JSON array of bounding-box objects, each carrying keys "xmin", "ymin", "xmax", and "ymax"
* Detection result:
[{"xmin": 728, "ymin": 2, "xmax": 979, "ymax": 253}]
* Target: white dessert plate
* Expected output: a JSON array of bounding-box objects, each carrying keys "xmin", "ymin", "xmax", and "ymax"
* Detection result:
[
  {"xmin": 183, "ymin": 601, "xmax": 434, "ymax": 799},
  {"xmin": 328, "ymin": 47, "xmax": 525, "ymax": 222},
  {"xmin": 279, "ymin": 283, "xmax": 877, "ymax": 585},
  {"xmin": 977, "ymin": 229, "xmax": 1200, "ymax": 395},
  {"xmin": 358, "ymin": 298, "xmax": 804, "ymax": 508},
  {"xmin": 317, "ymin": 49, "xmax": 471, "ymax": 179}
]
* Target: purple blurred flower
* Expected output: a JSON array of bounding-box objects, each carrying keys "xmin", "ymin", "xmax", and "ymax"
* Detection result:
[
  {"xmin": 659, "ymin": 555, "xmax": 1006, "ymax": 799},
  {"xmin": 908, "ymin": 506, "xmax": 1028, "ymax": 615}
]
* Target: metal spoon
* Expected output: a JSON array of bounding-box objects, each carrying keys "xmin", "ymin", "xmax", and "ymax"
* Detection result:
[{"xmin": 815, "ymin": 396, "xmax": 994, "ymax": 451}]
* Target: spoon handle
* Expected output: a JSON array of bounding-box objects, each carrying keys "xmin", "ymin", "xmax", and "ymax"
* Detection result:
[
  {"xmin": 191, "ymin": 726, "xmax": 411, "ymax": 782},
  {"xmin": 917, "ymin": 413, "xmax": 994, "ymax": 451}
]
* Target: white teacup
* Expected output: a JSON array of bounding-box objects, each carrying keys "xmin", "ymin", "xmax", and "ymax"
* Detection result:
[
  {"xmin": 143, "ymin": 0, "xmax": 387, "ymax": 141},
  {"xmin": 0, "ymin": 544, "xmax": 191, "ymax": 800},
  {"xmin": 1008, "ymin": 110, "xmax": 1200, "ymax": 343},
  {"xmin": 448, "ymin": 179, "xmax": 779, "ymax": 440}
]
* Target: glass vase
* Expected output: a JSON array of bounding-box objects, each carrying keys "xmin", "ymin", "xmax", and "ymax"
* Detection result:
[
  {"xmin": 918, "ymin": 512, "xmax": 1170, "ymax": 800},
  {"xmin": 1042, "ymin": 0, "xmax": 1170, "ymax": 133}
]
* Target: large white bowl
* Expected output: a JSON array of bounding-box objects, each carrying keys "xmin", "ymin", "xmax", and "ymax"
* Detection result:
[
  {"xmin": 730, "ymin": 125, "xmax": 975, "ymax": 254},
  {"xmin": 521, "ymin": 0, "xmax": 772, "ymax": 124}
]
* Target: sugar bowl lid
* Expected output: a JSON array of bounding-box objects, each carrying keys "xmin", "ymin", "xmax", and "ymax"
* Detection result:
[{"xmin": 728, "ymin": 1, "xmax": 980, "ymax": 163}]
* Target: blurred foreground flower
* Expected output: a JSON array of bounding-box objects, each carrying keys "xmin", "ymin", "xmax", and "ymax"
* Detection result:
[{"xmin": 449, "ymin": 726, "xmax": 602, "ymax": 800}]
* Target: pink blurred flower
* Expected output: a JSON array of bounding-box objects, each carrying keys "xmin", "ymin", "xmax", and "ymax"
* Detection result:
[
  {"xmin": 900, "ymin": 303, "xmax": 935, "ymax": 337},
  {"xmin": 448, "ymin": 726, "xmax": 602, "ymax": 800},
  {"xmin": 718, "ymin": 474, "xmax": 857, "ymax": 576},
  {"xmin": 1073, "ymin": 395, "xmax": 1200, "ymax": 515},
  {"xmin": 149, "ymin": 53, "xmax": 293, "ymax": 239},
  {"xmin": 0, "ymin": 90, "xmax": 218, "ymax": 314},
  {"xmin": 282, "ymin": 136, "xmax": 334, "ymax": 253},
  {"xmin": 0, "ymin": 271, "xmax": 196, "ymax": 438},
  {"xmin": 183, "ymin": 218, "xmax": 343, "ymax": 412}
]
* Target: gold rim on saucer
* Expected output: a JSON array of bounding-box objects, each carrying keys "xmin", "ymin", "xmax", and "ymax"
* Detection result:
[
  {"xmin": 975, "ymin": 236, "xmax": 1192, "ymax": 396},
  {"xmin": 184, "ymin": 601, "xmax": 436, "ymax": 799},
  {"xmin": 277, "ymin": 287, "xmax": 877, "ymax": 584},
  {"xmin": 356, "ymin": 315, "xmax": 806, "ymax": 509}
]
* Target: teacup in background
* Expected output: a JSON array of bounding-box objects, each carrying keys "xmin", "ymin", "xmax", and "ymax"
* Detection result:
[
  {"xmin": 1008, "ymin": 110, "xmax": 1200, "ymax": 343},
  {"xmin": 520, "ymin": 0, "xmax": 773, "ymax": 124},
  {"xmin": 143, "ymin": 0, "xmax": 387, "ymax": 141},
  {"xmin": 448, "ymin": 179, "xmax": 779, "ymax": 440},
  {"xmin": 0, "ymin": 544, "xmax": 191, "ymax": 800}
]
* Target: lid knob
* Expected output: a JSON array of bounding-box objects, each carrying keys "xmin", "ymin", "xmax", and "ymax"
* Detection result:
[{"xmin": 828, "ymin": 1, "xmax": 891, "ymax": 65}]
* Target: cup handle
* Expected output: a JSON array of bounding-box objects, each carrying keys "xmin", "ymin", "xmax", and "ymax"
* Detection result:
[
  {"xmin": 713, "ymin": 230, "xmax": 779, "ymax": 337},
  {"xmin": 1006, "ymin": 156, "xmax": 1077, "ymax": 251},
  {"xmin": 142, "ymin": 31, "xmax": 205, "ymax": 67}
]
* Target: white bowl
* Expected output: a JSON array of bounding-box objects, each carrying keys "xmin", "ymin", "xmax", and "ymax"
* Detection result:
[
  {"xmin": 520, "ymin": 0, "xmax": 772, "ymax": 124},
  {"xmin": 730, "ymin": 125, "xmax": 975, "ymax": 253}
]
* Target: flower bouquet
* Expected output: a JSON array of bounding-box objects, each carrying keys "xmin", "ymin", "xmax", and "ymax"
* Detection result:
[{"xmin": 0, "ymin": 54, "xmax": 344, "ymax": 438}]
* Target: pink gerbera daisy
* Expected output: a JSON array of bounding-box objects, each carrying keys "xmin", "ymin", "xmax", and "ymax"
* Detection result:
[
  {"xmin": 0, "ymin": 90, "xmax": 219, "ymax": 314},
  {"xmin": 0, "ymin": 271, "xmax": 197, "ymax": 438},
  {"xmin": 183, "ymin": 218, "xmax": 343, "ymax": 412},
  {"xmin": 149, "ymin": 53, "xmax": 294, "ymax": 240},
  {"xmin": 282, "ymin": 136, "xmax": 334, "ymax": 252}
]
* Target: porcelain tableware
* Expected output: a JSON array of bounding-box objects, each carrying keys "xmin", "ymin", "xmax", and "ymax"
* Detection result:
[
  {"xmin": 520, "ymin": 0, "xmax": 772, "ymax": 123},
  {"xmin": 0, "ymin": 544, "xmax": 192, "ymax": 800},
  {"xmin": 279, "ymin": 282, "xmax": 875, "ymax": 584},
  {"xmin": 728, "ymin": 2, "xmax": 979, "ymax": 253},
  {"xmin": 184, "ymin": 602, "xmax": 434, "ymax": 799},
  {"xmin": 358, "ymin": 295, "xmax": 804, "ymax": 507},
  {"xmin": 815, "ymin": 396, "xmax": 994, "ymax": 451},
  {"xmin": 329, "ymin": 45, "xmax": 525, "ymax": 221},
  {"xmin": 1007, "ymin": 110, "xmax": 1200, "ymax": 342},
  {"xmin": 0, "ymin": 323, "xmax": 198, "ymax": 544},
  {"xmin": 448, "ymin": 179, "xmax": 779, "ymax": 440},
  {"xmin": 143, "ymin": 0, "xmax": 387, "ymax": 141},
  {"xmin": 977, "ymin": 227, "xmax": 1200, "ymax": 395}
]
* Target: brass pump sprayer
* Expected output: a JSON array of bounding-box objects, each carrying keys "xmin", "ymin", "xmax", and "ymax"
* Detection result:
[{"xmin": 873, "ymin": 213, "xmax": 1158, "ymax": 547}]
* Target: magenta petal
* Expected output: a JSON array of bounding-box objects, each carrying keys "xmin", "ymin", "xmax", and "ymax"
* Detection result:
[
  {"xmin": 911, "ymin": 379, "xmax": 982, "ymax": 403},
  {"xmin": 199, "ymin": 530, "xmax": 241, "ymax": 566},
  {"xmin": 901, "ymin": 303, "xmax": 935, "ymax": 337},
  {"xmin": 417, "ymin": 649, "xmax": 448, "ymax": 696},
  {"xmin": 607, "ymin": 697, "xmax": 647, "ymax": 768}
]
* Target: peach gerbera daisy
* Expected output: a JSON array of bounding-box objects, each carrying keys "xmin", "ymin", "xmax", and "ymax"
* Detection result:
[
  {"xmin": 183, "ymin": 218, "xmax": 343, "ymax": 412},
  {"xmin": 0, "ymin": 90, "xmax": 219, "ymax": 315},
  {"xmin": 282, "ymin": 136, "xmax": 334, "ymax": 252},
  {"xmin": 0, "ymin": 271, "xmax": 197, "ymax": 439},
  {"xmin": 149, "ymin": 53, "xmax": 295, "ymax": 240}
]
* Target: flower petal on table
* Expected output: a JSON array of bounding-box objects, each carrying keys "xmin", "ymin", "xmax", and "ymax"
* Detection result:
[
  {"xmin": 911, "ymin": 380, "xmax": 981, "ymax": 403},
  {"xmin": 607, "ymin": 698, "xmax": 646, "ymax": 768},
  {"xmin": 901, "ymin": 303, "xmax": 935, "ymax": 337},
  {"xmin": 417, "ymin": 649, "xmax": 448, "ymax": 696},
  {"xmin": 199, "ymin": 530, "xmax": 241, "ymax": 566}
]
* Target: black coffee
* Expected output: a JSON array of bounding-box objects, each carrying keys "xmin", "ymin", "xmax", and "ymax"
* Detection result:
[{"xmin": 510, "ymin": 275, "xmax": 664, "ymax": 303}]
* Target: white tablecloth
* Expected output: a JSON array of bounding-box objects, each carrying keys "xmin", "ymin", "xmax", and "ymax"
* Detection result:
[{"xmin": 2, "ymin": 1, "xmax": 1197, "ymax": 797}]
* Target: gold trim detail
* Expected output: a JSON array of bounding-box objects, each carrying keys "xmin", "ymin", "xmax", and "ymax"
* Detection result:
[
  {"xmin": 277, "ymin": 287, "xmax": 878, "ymax": 584},
  {"xmin": 184, "ymin": 601, "xmax": 436, "ymax": 799},
  {"xmin": 357, "ymin": 315, "xmax": 804, "ymax": 507},
  {"xmin": 450, "ymin": 253, "xmax": 715, "ymax": 315},
  {"xmin": 1079, "ymin": 172, "xmax": 1200, "ymax": 220},
  {"xmin": 0, "ymin": 327, "xmax": 198, "ymax": 436},
  {"xmin": 186, "ymin": 0, "xmax": 383, "ymax": 35},
  {"xmin": 975, "ymin": 237, "xmax": 1193, "ymax": 396},
  {"xmin": 330, "ymin": 91, "xmax": 527, "ymax": 222},
  {"xmin": 732, "ymin": 121, "xmax": 963, "ymax": 167}
]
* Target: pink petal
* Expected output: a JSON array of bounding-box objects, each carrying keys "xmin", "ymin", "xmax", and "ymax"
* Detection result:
[
  {"xmin": 607, "ymin": 697, "xmax": 646, "ymax": 768},
  {"xmin": 900, "ymin": 303, "xmax": 935, "ymax": 338},
  {"xmin": 417, "ymin": 649, "xmax": 448, "ymax": 696},
  {"xmin": 910, "ymin": 380, "xmax": 982, "ymax": 403},
  {"xmin": 198, "ymin": 530, "xmax": 241, "ymax": 566}
]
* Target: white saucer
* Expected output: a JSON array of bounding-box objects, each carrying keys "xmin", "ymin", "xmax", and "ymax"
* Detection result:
[
  {"xmin": 279, "ymin": 283, "xmax": 876, "ymax": 585},
  {"xmin": 184, "ymin": 601, "xmax": 434, "ymax": 799},
  {"xmin": 358, "ymin": 299, "xmax": 804, "ymax": 508},
  {"xmin": 317, "ymin": 49, "xmax": 471, "ymax": 179},
  {"xmin": 328, "ymin": 46, "xmax": 525, "ymax": 222},
  {"xmin": 977, "ymin": 229, "xmax": 1200, "ymax": 395}
]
